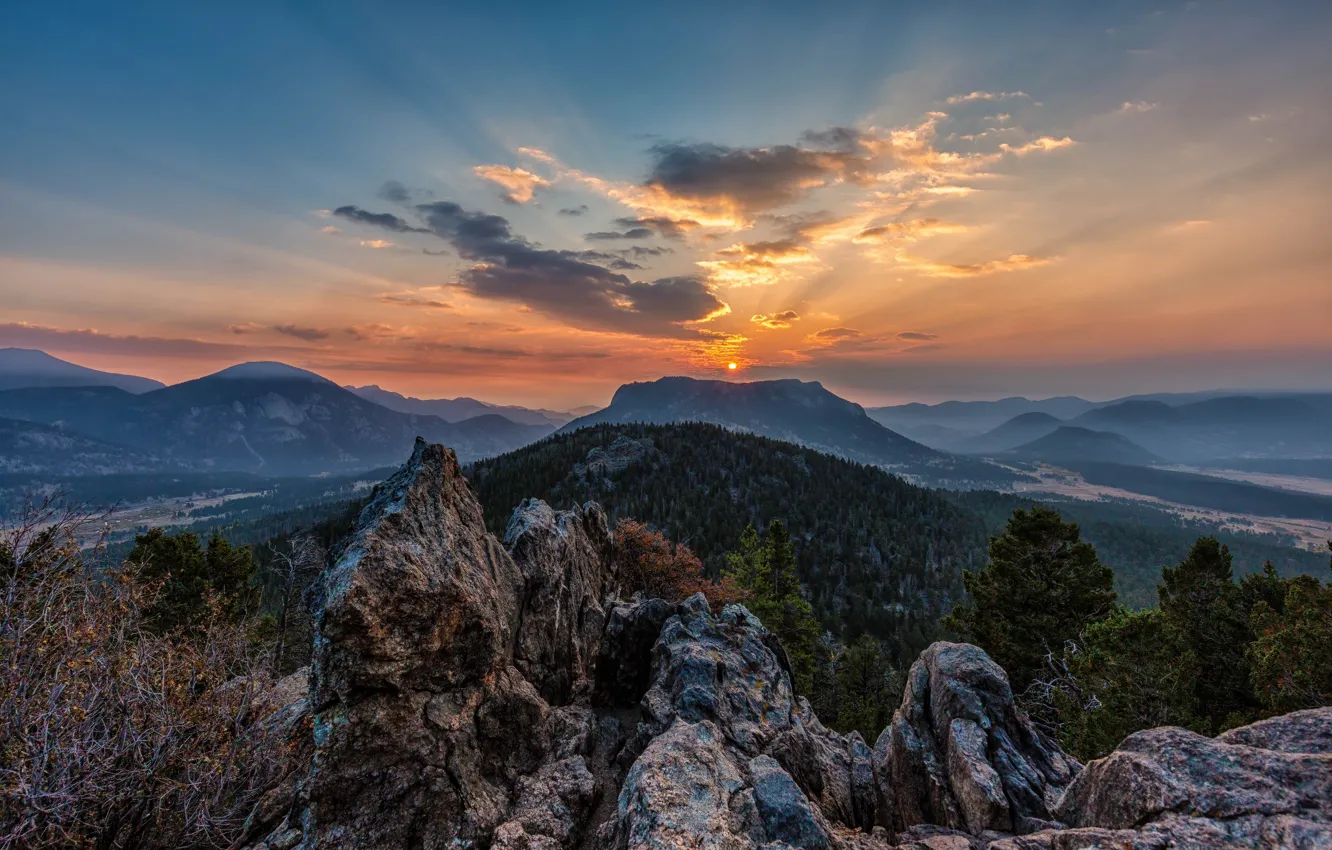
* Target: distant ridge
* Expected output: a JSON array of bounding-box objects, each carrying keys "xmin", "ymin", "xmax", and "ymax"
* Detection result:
[
  {"xmin": 346, "ymin": 384, "xmax": 573, "ymax": 427},
  {"xmin": 0, "ymin": 348, "xmax": 164, "ymax": 394},
  {"xmin": 1006, "ymin": 425, "xmax": 1161, "ymax": 466}
]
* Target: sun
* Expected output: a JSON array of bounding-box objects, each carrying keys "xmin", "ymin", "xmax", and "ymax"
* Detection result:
[{"xmin": 727, "ymin": 362, "xmax": 737, "ymax": 370}]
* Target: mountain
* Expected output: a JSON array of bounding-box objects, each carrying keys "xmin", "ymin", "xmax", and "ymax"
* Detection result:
[
  {"xmin": 0, "ymin": 348, "xmax": 164, "ymax": 393},
  {"xmin": 954, "ymin": 411, "xmax": 1064, "ymax": 455},
  {"xmin": 0, "ymin": 416, "xmax": 169, "ymax": 475},
  {"xmin": 0, "ymin": 362, "xmax": 553, "ymax": 475},
  {"xmin": 1006, "ymin": 425, "xmax": 1161, "ymax": 466},
  {"xmin": 346, "ymin": 384, "xmax": 573, "ymax": 427},
  {"xmin": 1072, "ymin": 394, "xmax": 1332, "ymax": 461},
  {"xmin": 559, "ymin": 376, "xmax": 1021, "ymax": 488},
  {"xmin": 866, "ymin": 395, "xmax": 1096, "ymax": 439}
]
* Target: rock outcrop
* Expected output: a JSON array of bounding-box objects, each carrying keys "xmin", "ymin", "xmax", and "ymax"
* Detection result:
[
  {"xmin": 883, "ymin": 642, "xmax": 1080, "ymax": 837},
  {"xmin": 244, "ymin": 439, "xmax": 1332, "ymax": 850}
]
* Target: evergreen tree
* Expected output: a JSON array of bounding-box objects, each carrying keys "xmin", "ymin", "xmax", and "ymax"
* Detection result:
[
  {"xmin": 834, "ymin": 635, "xmax": 901, "ymax": 744},
  {"xmin": 943, "ymin": 506, "xmax": 1117, "ymax": 694},
  {"xmin": 1157, "ymin": 537, "xmax": 1255, "ymax": 729},
  {"xmin": 725, "ymin": 520, "xmax": 821, "ymax": 694},
  {"xmin": 1247, "ymin": 542, "xmax": 1332, "ymax": 712},
  {"xmin": 127, "ymin": 528, "xmax": 257, "ymax": 631}
]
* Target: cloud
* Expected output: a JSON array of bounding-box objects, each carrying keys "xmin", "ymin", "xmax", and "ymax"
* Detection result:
[
  {"xmin": 751, "ymin": 310, "xmax": 801, "ymax": 329},
  {"xmin": 359, "ymin": 239, "xmax": 395, "ymax": 249},
  {"xmin": 643, "ymin": 140, "xmax": 864, "ymax": 219},
  {"xmin": 0, "ymin": 322, "xmax": 273, "ymax": 360},
  {"xmin": 696, "ymin": 239, "xmax": 819, "ymax": 287},
  {"xmin": 852, "ymin": 219, "xmax": 968, "ymax": 244},
  {"xmin": 896, "ymin": 331, "xmax": 938, "ymax": 341},
  {"xmin": 612, "ymin": 216, "xmax": 698, "ymax": 240},
  {"xmin": 332, "ymin": 205, "xmax": 430, "ymax": 233},
  {"xmin": 559, "ymin": 205, "xmax": 589, "ymax": 216},
  {"xmin": 378, "ymin": 180, "xmax": 411, "ymax": 203},
  {"xmin": 399, "ymin": 200, "xmax": 729, "ymax": 336},
  {"xmin": 1118, "ymin": 100, "xmax": 1160, "ymax": 113},
  {"xmin": 585, "ymin": 227, "xmax": 654, "ymax": 240},
  {"xmin": 946, "ymin": 91, "xmax": 1030, "ymax": 104},
  {"xmin": 378, "ymin": 291, "xmax": 454, "ymax": 309},
  {"xmin": 810, "ymin": 327, "xmax": 862, "ymax": 341},
  {"xmin": 273, "ymin": 324, "xmax": 332, "ymax": 341},
  {"xmin": 228, "ymin": 322, "xmax": 263, "ymax": 335},
  {"xmin": 320, "ymin": 225, "xmax": 341, "ymax": 234},
  {"xmin": 473, "ymin": 165, "xmax": 551, "ymax": 203},
  {"xmin": 896, "ymin": 252, "xmax": 1053, "ymax": 277},
  {"xmin": 1000, "ymin": 136, "xmax": 1076, "ymax": 156}
]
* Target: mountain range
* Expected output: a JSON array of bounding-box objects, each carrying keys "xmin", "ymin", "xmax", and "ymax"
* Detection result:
[
  {"xmin": 345, "ymin": 384, "xmax": 582, "ymax": 427},
  {"xmin": 874, "ymin": 391, "xmax": 1332, "ymax": 462},
  {"xmin": 0, "ymin": 360, "xmax": 553, "ymax": 476}
]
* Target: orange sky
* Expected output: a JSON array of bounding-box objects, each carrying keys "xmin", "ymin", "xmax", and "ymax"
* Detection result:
[{"xmin": 3, "ymin": 2, "xmax": 1330, "ymax": 409}]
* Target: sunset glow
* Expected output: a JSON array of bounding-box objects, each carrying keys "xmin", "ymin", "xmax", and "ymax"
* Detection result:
[{"xmin": 1, "ymin": 2, "xmax": 1329, "ymax": 408}]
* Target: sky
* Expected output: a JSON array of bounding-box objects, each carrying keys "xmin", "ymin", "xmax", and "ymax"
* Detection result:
[{"xmin": 2, "ymin": 0, "xmax": 1330, "ymax": 409}]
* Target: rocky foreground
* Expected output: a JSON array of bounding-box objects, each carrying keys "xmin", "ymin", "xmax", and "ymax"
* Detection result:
[{"xmin": 243, "ymin": 440, "xmax": 1332, "ymax": 850}]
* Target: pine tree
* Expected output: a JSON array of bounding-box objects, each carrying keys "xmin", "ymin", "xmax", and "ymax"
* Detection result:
[
  {"xmin": 1157, "ymin": 537, "xmax": 1255, "ymax": 729},
  {"xmin": 942, "ymin": 506, "xmax": 1116, "ymax": 694}
]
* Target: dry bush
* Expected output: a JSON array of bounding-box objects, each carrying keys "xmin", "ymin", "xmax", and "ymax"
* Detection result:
[
  {"xmin": 0, "ymin": 499, "xmax": 297, "ymax": 849},
  {"xmin": 614, "ymin": 518, "xmax": 747, "ymax": 608}
]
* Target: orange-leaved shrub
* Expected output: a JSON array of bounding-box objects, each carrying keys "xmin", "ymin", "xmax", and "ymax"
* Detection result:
[
  {"xmin": 0, "ymin": 499, "xmax": 300, "ymax": 849},
  {"xmin": 614, "ymin": 518, "xmax": 747, "ymax": 608}
]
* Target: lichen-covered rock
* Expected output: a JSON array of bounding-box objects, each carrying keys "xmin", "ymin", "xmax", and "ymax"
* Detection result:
[
  {"xmin": 749, "ymin": 754, "xmax": 833, "ymax": 850},
  {"xmin": 640, "ymin": 597, "xmax": 796, "ymax": 755},
  {"xmin": 887, "ymin": 642, "xmax": 1080, "ymax": 837},
  {"xmin": 769, "ymin": 699, "xmax": 878, "ymax": 832},
  {"xmin": 1052, "ymin": 710, "xmax": 1332, "ymax": 847},
  {"xmin": 505, "ymin": 498, "xmax": 617, "ymax": 704},
  {"xmin": 607, "ymin": 719, "xmax": 758, "ymax": 850}
]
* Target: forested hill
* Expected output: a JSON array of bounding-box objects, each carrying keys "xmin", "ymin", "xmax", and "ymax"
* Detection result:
[
  {"xmin": 465, "ymin": 423, "xmax": 1330, "ymax": 649},
  {"xmin": 466, "ymin": 422, "xmax": 988, "ymax": 663}
]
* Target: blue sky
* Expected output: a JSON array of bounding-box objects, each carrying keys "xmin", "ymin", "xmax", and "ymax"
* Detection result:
[{"xmin": 2, "ymin": 0, "xmax": 1329, "ymax": 407}]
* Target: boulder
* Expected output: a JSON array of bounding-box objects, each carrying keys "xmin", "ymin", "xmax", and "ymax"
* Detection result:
[
  {"xmin": 886, "ymin": 642, "xmax": 1080, "ymax": 837},
  {"xmin": 1052, "ymin": 709, "xmax": 1332, "ymax": 847},
  {"xmin": 769, "ymin": 698, "xmax": 878, "ymax": 831}
]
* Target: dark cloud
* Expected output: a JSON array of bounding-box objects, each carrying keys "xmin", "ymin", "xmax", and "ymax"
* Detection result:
[
  {"xmin": 584, "ymin": 227, "xmax": 654, "ymax": 240},
  {"xmin": 558, "ymin": 205, "xmax": 589, "ymax": 216},
  {"xmin": 422, "ymin": 248, "xmax": 451, "ymax": 256},
  {"xmin": 800, "ymin": 126, "xmax": 863, "ymax": 151},
  {"xmin": 612, "ymin": 216, "xmax": 698, "ymax": 240},
  {"xmin": 811, "ymin": 327, "xmax": 862, "ymax": 340},
  {"xmin": 378, "ymin": 181, "xmax": 411, "ymax": 203},
  {"xmin": 332, "ymin": 205, "xmax": 430, "ymax": 234},
  {"xmin": 896, "ymin": 331, "xmax": 939, "ymax": 341},
  {"xmin": 751, "ymin": 310, "xmax": 801, "ymax": 329},
  {"xmin": 645, "ymin": 140, "xmax": 863, "ymax": 214},
  {"xmin": 617, "ymin": 245, "xmax": 674, "ymax": 258},
  {"xmin": 397, "ymin": 200, "xmax": 728, "ymax": 336},
  {"xmin": 273, "ymin": 324, "xmax": 332, "ymax": 341}
]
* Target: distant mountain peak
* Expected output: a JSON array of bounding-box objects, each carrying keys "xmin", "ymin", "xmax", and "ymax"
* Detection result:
[
  {"xmin": 0, "ymin": 348, "xmax": 165, "ymax": 394},
  {"xmin": 203, "ymin": 361, "xmax": 332, "ymax": 383}
]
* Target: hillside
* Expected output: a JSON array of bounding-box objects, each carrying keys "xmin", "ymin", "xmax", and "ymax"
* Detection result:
[
  {"xmin": 0, "ymin": 416, "xmax": 168, "ymax": 475},
  {"xmin": 0, "ymin": 348, "xmax": 165, "ymax": 393},
  {"xmin": 1006, "ymin": 425, "xmax": 1161, "ymax": 466},
  {"xmin": 954, "ymin": 411, "xmax": 1062, "ymax": 455},
  {"xmin": 560, "ymin": 376, "xmax": 1020, "ymax": 488},
  {"xmin": 468, "ymin": 422, "xmax": 987, "ymax": 658},
  {"xmin": 0, "ymin": 364, "xmax": 553, "ymax": 475}
]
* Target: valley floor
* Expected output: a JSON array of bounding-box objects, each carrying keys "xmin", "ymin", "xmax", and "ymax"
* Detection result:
[{"xmin": 1012, "ymin": 463, "xmax": 1332, "ymax": 550}]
